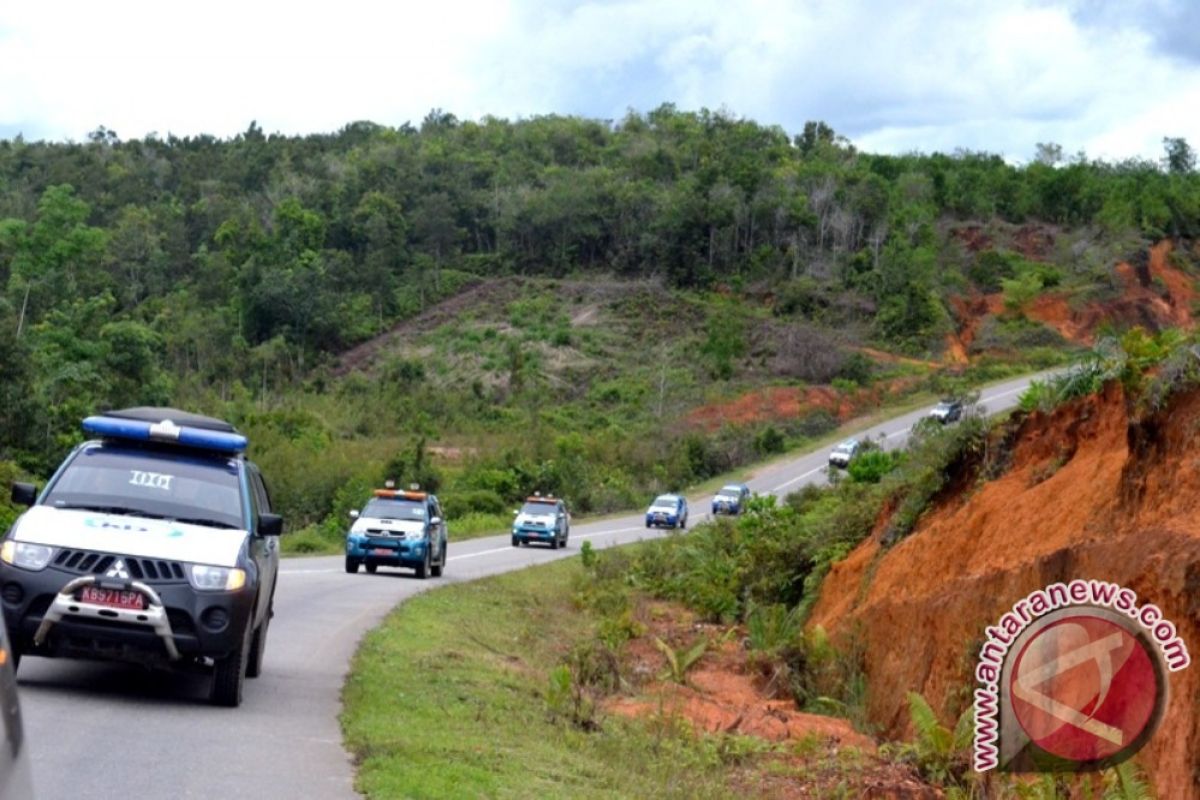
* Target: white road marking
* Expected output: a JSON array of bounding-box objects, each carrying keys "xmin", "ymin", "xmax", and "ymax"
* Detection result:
[{"xmin": 772, "ymin": 465, "xmax": 823, "ymax": 493}]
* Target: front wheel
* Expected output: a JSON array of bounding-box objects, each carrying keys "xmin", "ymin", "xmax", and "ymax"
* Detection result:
[
  {"xmin": 415, "ymin": 547, "xmax": 431, "ymax": 579},
  {"xmin": 511, "ymin": 536, "xmax": 520, "ymax": 547},
  {"xmin": 431, "ymin": 541, "xmax": 446, "ymax": 577},
  {"xmin": 211, "ymin": 616, "xmax": 252, "ymax": 707},
  {"xmin": 345, "ymin": 556, "xmax": 360, "ymax": 574},
  {"xmin": 246, "ymin": 605, "xmax": 271, "ymax": 679},
  {"xmin": 681, "ymin": 517, "xmax": 687, "ymax": 530},
  {"xmin": 365, "ymin": 562, "xmax": 378, "ymax": 575}
]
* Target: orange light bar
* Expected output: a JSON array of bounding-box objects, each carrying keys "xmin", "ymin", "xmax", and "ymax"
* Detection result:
[
  {"xmin": 526, "ymin": 495, "xmax": 557, "ymax": 504},
  {"xmin": 375, "ymin": 488, "xmax": 426, "ymax": 500}
]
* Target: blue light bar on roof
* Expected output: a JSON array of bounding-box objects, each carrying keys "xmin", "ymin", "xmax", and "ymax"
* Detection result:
[{"xmin": 82, "ymin": 415, "xmax": 248, "ymax": 454}]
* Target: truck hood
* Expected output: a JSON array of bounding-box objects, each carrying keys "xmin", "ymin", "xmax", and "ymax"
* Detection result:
[
  {"xmin": 352, "ymin": 517, "xmax": 425, "ymax": 536},
  {"xmin": 515, "ymin": 513, "xmax": 556, "ymax": 527},
  {"xmin": 12, "ymin": 506, "xmax": 248, "ymax": 568}
]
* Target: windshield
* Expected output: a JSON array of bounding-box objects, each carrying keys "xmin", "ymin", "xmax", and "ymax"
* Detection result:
[
  {"xmin": 43, "ymin": 445, "xmax": 244, "ymax": 529},
  {"xmin": 520, "ymin": 502, "xmax": 558, "ymax": 516},
  {"xmin": 716, "ymin": 487, "xmax": 742, "ymax": 499},
  {"xmin": 651, "ymin": 496, "xmax": 678, "ymax": 509},
  {"xmin": 361, "ymin": 498, "xmax": 426, "ymax": 520},
  {"xmin": 935, "ymin": 402, "xmax": 956, "ymax": 410},
  {"xmin": 834, "ymin": 442, "xmax": 856, "ymax": 453}
]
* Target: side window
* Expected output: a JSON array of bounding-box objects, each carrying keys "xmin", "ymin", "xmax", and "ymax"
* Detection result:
[{"xmin": 247, "ymin": 465, "xmax": 271, "ymax": 518}]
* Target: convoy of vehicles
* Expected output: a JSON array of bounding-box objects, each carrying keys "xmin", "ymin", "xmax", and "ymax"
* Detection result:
[
  {"xmin": 511, "ymin": 495, "xmax": 570, "ymax": 548},
  {"xmin": 711, "ymin": 484, "xmax": 751, "ymax": 515},
  {"xmin": 645, "ymin": 494, "xmax": 688, "ymax": 529},
  {"xmin": 0, "ymin": 407, "xmax": 281, "ymax": 707},
  {"xmin": 344, "ymin": 486, "xmax": 448, "ymax": 578}
]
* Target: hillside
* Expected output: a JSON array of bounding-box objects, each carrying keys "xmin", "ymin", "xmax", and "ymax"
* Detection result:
[
  {"xmin": 809, "ymin": 378, "xmax": 1200, "ymax": 797},
  {"xmin": 2, "ymin": 111, "xmax": 1199, "ymax": 539}
]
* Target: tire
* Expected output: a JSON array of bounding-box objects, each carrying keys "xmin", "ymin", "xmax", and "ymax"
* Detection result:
[
  {"xmin": 246, "ymin": 604, "xmax": 271, "ymax": 679},
  {"xmin": 511, "ymin": 536, "xmax": 519, "ymax": 547},
  {"xmin": 431, "ymin": 541, "xmax": 445, "ymax": 577},
  {"xmin": 415, "ymin": 546, "xmax": 430, "ymax": 579},
  {"xmin": 681, "ymin": 517, "xmax": 687, "ymax": 530},
  {"xmin": 365, "ymin": 562, "xmax": 378, "ymax": 574},
  {"xmin": 344, "ymin": 556, "xmax": 360, "ymax": 574},
  {"xmin": 549, "ymin": 535, "xmax": 559, "ymax": 550},
  {"xmin": 10, "ymin": 649, "xmax": 19, "ymax": 673},
  {"xmin": 211, "ymin": 614, "xmax": 252, "ymax": 707},
  {"xmin": 645, "ymin": 521, "xmax": 651, "ymax": 529}
]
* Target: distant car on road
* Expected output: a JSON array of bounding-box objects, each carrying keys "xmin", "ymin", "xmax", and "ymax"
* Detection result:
[
  {"xmin": 828, "ymin": 438, "xmax": 861, "ymax": 469},
  {"xmin": 511, "ymin": 495, "xmax": 570, "ymax": 549},
  {"xmin": 711, "ymin": 484, "xmax": 751, "ymax": 516},
  {"xmin": 345, "ymin": 486, "xmax": 448, "ymax": 578},
  {"xmin": 928, "ymin": 399, "xmax": 964, "ymax": 424},
  {"xmin": 645, "ymin": 494, "xmax": 688, "ymax": 529}
]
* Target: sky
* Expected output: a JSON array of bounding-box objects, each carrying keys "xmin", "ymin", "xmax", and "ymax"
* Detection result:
[{"xmin": 0, "ymin": 0, "xmax": 1197, "ymax": 162}]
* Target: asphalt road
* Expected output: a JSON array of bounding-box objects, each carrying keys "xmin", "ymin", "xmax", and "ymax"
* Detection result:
[{"xmin": 18, "ymin": 373, "xmax": 1047, "ymax": 799}]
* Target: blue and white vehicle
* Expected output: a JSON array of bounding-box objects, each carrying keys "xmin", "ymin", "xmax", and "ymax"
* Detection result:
[
  {"xmin": 711, "ymin": 484, "xmax": 751, "ymax": 516},
  {"xmin": 511, "ymin": 495, "xmax": 570, "ymax": 549},
  {"xmin": 345, "ymin": 487, "xmax": 447, "ymax": 578},
  {"xmin": 828, "ymin": 438, "xmax": 861, "ymax": 469},
  {"xmin": 645, "ymin": 494, "xmax": 688, "ymax": 529},
  {"xmin": 1, "ymin": 407, "xmax": 282, "ymax": 707}
]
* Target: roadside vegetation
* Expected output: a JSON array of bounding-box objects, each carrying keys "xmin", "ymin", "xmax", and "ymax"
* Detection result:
[
  {"xmin": 343, "ymin": 559, "xmax": 754, "ymax": 798},
  {"xmin": 1, "ymin": 112, "xmax": 1196, "ymax": 550}
]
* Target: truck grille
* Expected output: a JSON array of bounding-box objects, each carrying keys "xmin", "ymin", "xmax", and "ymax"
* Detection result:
[{"xmin": 51, "ymin": 549, "xmax": 186, "ymax": 583}]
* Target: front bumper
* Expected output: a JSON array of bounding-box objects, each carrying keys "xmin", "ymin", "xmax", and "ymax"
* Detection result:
[
  {"xmin": 646, "ymin": 514, "xmax": 679, "ymax": 527},
  {"xmin": 347, "ymin": 535, "xmax": 428, "ymax": 565},
  {"xmin": 512, "ymin": 526, "xmax": 557, "ymax": 543},
  {"xmin": 0, "ymin": 563, "xmax": 255, "ymax": 667},
  {"xmin": 711, "ymin": 503, "xmax": 739, "ymax": 515}
]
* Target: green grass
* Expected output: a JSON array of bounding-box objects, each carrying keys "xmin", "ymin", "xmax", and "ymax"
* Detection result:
[{"xmin": 341, "ymin": 558, "xmax": 739, "ymax": 799}]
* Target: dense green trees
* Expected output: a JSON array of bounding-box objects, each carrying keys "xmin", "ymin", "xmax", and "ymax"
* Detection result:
[{"xmin": 0, "ymin": 107, "xmax": 1196, "ymax": 515}]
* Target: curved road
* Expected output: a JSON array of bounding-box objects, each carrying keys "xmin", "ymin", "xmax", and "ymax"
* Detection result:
[{"xmin": 18, "ymin": 373, "xmax": 1047, "ymax": 799}]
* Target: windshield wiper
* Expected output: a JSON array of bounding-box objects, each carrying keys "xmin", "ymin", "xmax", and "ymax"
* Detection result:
[
  {"xmin": 56, "ymin": 503, "xmax": 166, "ymax": 519},
  {"xmin": 170, "ymin": 516, "xmax": 240, "ymax": 530}
]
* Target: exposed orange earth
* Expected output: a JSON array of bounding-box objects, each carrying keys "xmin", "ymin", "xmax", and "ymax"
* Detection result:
[
  {"xmin": 606, "ymin": 602, "xmax": 941, "ymax": 797},
  {"xmin": 809, "ymin": 381, "xmax": 1200, "ymax": 798},
  {"xmin": 947, "ymin": 239, "xmax": 1196, "ymax": 357}
]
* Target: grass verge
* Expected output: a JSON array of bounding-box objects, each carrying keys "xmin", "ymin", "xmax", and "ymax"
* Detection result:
[{"xmin": 341, "ymin": 557, "xmax": 741, "ymax": 799}]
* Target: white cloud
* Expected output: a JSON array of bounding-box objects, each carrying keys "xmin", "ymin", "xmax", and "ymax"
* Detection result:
[{"xmin": 0, "ymin": 0, "xmax": 1196, "ymax": 161}]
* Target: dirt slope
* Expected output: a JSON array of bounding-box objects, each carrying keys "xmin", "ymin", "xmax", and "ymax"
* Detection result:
[
  {"xmin": 946, "ymin": 239, "xmax": 1197, "ymax": 358},
  {"xmin": 809, "ymin": 381, "xmax": 1200, "ymax": 797}
]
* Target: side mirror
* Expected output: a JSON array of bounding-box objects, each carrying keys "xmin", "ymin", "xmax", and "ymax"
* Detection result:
[
  {"xmin": 10, "ymin": 483, "xmax": 36, "ymax": 508},
  {"xmin": 430, "ymin": 516, "xmax": 442, "ymax": 526},
  {"xmin": 258, "ymin": 513, "xmax": 284, "ymax": 536},
  {"xmin": 349, "ymin": 509, "xmax": 360, "ymax": 520},
  {"xmin": 512, "ymin": 509, "xmax": 519, "ymax": 515}
]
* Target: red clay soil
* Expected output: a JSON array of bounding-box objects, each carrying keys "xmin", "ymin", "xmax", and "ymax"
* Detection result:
[
  {"xmin": 948, "ymin": 240, "xmax": 1197, "ymax": 354},
  {"xmin": 607, "ymin": 602, "xmax": 940, "ymax": 798},
  {"xmin": 808, "ymin": 381, "xmax": 1200, "ymax": 799},
  {"xmin": 686, "ymin": 386, "xmax": 851, "ymax": 431}
]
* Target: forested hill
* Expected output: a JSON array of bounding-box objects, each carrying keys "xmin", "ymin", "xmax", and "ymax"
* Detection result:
[{"xmin": 1, "ymin": 107, "xmax": 1198, "ymax": 518}]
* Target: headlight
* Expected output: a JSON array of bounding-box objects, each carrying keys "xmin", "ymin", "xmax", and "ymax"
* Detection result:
[
  {"xmin": 188, "ymin": 564, "xmax": 247, "ymax": 591},
  {"xmin": 0, "ymin": 541, "xmax": 54, "ymax": 571},
  {"xmin": 405, "ymin": 529, "xmax": 425, "ymax": 541}
]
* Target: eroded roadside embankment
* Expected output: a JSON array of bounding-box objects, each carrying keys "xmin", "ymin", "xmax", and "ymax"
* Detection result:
[{"xmin": 810, "ymin": 381, "xmax": 1200, "ymax": 798}]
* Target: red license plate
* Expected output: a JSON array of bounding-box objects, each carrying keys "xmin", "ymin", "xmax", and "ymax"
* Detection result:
[
  {"xmin": 372, "ymin": 548, "xmax": 392, "ymax": 556},
  {"xmin": 79, "ymin": 585, "xmax": 145, "ymax": 611}
]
